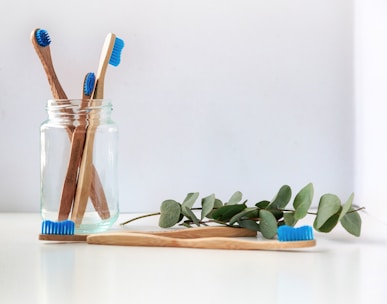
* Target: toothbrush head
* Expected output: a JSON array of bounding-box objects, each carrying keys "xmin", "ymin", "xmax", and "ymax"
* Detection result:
[
  {"xmin": 41, "ymin": 220, "xmax": 75, "ymax": 235},
  {"xmin": 83, "ymin": 72, "xmax": 96, "ymax": 97},
  {"xmin": 109, "ymin": 37, "xmax": 124, "ymax": 67},
  {"xmin": 277, "ymin": 225, "xmax": 314, "ymax": 242},
  {"xmin": 35, "ymin": 29, "xmax": 51, "ymax": 47}
]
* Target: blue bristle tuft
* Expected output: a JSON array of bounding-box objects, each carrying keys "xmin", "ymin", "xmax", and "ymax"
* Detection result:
[
  {"xmin": 35, "ymin": 29, "xmax": 51, "ymax": 47},
  {"xmin": 109, "ymin": 37, "xmax": 124, "ymax": 67},
  {"xmin": 84, "ymin": 72, "xmax": 96, "ymax": 96},
  {"xmin": 41, "ymin": 220, "xmax": 75, "ymax": 235},
  {"xmin": 277, "ymin": 225, "xmax": 314, "ymax": 242}
]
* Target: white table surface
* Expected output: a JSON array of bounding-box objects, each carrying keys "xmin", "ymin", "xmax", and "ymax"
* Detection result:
[{"xmin": 1, "ymin": 212, "xmax": 386, "ymax": 304}]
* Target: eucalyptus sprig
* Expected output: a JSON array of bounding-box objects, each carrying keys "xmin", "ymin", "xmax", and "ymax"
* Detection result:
[{"xmin": 121, "ymin": 183, "xmax": 364, "ymax": 239}]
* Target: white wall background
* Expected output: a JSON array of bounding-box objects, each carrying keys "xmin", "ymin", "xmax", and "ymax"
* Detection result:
[
  {"xmin": 0, "ymin": 0, "xmax": 358, "ymax": 213},
  {"xmin": 354, "ymin": 0, "xmax": 387, "ymax": 220}
]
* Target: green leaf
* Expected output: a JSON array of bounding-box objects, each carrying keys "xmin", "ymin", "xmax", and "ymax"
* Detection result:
[
  {"xmin": 214, "ymin": 199, "xmax": 223, "ymax": 208},
  {"xmin": 293, "ymin": 183, "xmax": 314, "ymax": 220},
  {"xmin": 227, "ymin": 191, "xmax": 243, "ymax": 205},
  {"xmin": 269, "ymin": 185, "xmax": 292, "ymax": 209},
  {"xmin": 255, "ymin": 200, "xmax": 270, "ymax": 209},
  {"xmin": 181, "ymin": 192, "xmax": 199, "ymax": 218},
  {"xmin": 313, "ymin": 194, "xmax": 341, "ymax": 232},
  {"xmin": 211, "ymin": 203, "xmax": 247, "ymax": 222},
  {"xmin": 238, "ymin": 219, "xmax": 260, "ymax": 231},
  {"xmin": 182, "ymin": 206, "xmax": 200, "ymax": 226},
  {"xmin": 182, "ymin": 192, "xmax": 199, "ymax": 207},
  {"xmin": 201, "ymin": 194, "xmax": 215, "ymax": 220},
  {"xmin": 181, "ymin": 222, "xmax": 192, "ymax": 228},
  {"xmin": 229, "ymin": 207, "xmax": 258, "ymax": 225},
  {"xmin": 316, "ymin": 213, "xmax": 341, "ymax": 232},
  {"xmin": 339, "ymin": 193, "xmax": 354, "ymax": 220},
  {"xmin": 181, "ymin": 192, "xmax": 198, "ymax": 210},
  {"xmin": 159, "ymin": 200, "xmax": 182, "ymax": 228},
  {"xmin": 270, "ymin": 209, "xmax": 284, "ymax": 220},
  {"xmin": 283, "ymin": 212, "xmax": 298, "ymax": 227},
  {"xmin": 259, "ymin": 210, "xmax": 278, "ymax": 239},
  {"xmin": 206, "ymin": 199, "xmax": 223, "ymax": 219},
  {"xmin": 340, "ymin": 208, "xmax": 361, "ymax": 237}
]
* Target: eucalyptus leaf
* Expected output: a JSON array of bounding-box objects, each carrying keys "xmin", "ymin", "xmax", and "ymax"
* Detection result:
[
  {"xmin": 182, "ymin": 192, "xmax": 199, "ymax": 207},
  {"xmin": 229, "ymin": 207, "xmax": 258, "ymax": 225},
  {"xmin": 182, "ymin": 206, "xmax": 200, "ymax": 226},
  {"xmin": 181, "ymin": 192, "xmax": 199, "ymax": 218},
  {"xmin": 159, "ymin": 200, "xmax": 182, "ymax": 228},
  {"xmin": 181, "ymin": 192, "xmax": 199, "ymax": 210},
  {"xmin": 340, "ymin": 208, "xmax": 361, "ymax": 237},
  {"xmin": 283, "ymin": 212, "xmax": 298, "ymax": 226},
  {"xmin": 211, "ymin": 203, "xmax": 247, "ymax": 222},
  {"xmin": 316, "ymin": 213, "xmax": 341, "ymax": 232},
  {"xmin": 214, "ymin": 199, "xmax": 223, "ymax": 208},
  {"xmin": 271, "ymin": 210, "xmax": 284, "ymax": 220},
  {"xmin": 201, "ymin": 194, "xmax": 216, "ymax": 220},
  {"xmin": 181, "ymin": 222, "xmax": 192, "ymax": 228},
  {"xmin": 238, "ymin": 219, "xmax": 260, "ymax": 231},
  {"xmin": 269, "ymin": 185, "xmax": 292, "ymax": 209},
  {"xmin": 339, "ymin": 193, "xmax": 354, "ymax": 220},
  {"xmin": 259, "ymin": 210, "xmax": 278, "ymax": 239},
  {"xmin": 314, "ymin": 194, "xmax": 341, "ymax": 232},
  {"xmin": 206, "ymin": 199, "xmax": 224, "ymax": 219},
  {"xmin": 227, "ymin": 191, "xmax": 243, "ymax": 205},
  {"xmin": 255, "ymin": 200, "xmax": 270, "ymax": 209},
  {"xmin": 293, "ymin": 183, "xmax": 314, "ymax": 220}
]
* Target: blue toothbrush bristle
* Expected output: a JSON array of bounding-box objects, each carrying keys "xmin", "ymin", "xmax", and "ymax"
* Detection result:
[
  {"xmin": 35, "ymin": 29, "xmax": 51, "ymax": 47},
  {"xmin": 41, "ymin": 220, "xmax": 75, "ymax": 235},
  {"xmin": 109, "ymin": 37, "xmax": 124, "ymax": 67},
  {"xmin": 277, "ymin": 225, "xmax": 314, "ymax": 242},
  {"xmin": 84, "ymin": 72, "xmax": 96, "ymax": 96}
]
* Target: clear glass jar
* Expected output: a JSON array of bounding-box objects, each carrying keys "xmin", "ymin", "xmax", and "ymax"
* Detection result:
[{"xmin": 40, "ymin": 99, "xmax": 119, "ymax": 233}]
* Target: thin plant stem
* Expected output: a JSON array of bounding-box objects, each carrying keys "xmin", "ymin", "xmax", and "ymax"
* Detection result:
[{"xmin": 120, "ymin": 212, "xmax": 160, "ymax": 226}]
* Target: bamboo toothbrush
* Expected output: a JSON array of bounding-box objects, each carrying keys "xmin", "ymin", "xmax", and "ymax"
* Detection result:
[
  {"xmin": 58, "ymin": 73, "xmax": 110, "ymax": 220},
  {"xmin": 31, "ymin": 28, "xmax": 68, "ymax": 100},
  {"xmin": 71, "ymin": 33, "xmax": 124, "ymax": 226},
  {"xmin": 92, "ymin": 33, "xmax": 124, "ymax": 99},
  {"xmin": 84, "ymin": 73, "xmax": 110, "ymax": 220},
  {"xmin": 87, "ymin": 225, "xmax": 315, "ymax": 250},
  {"xmin": 39, "ymin": 220, "xmax": 257, "ymax": 241},
  {"xmin": 87, "ymin": 232, "xmax": 316, "ymax": 250},
  {"xmin": 31, "ymin": 28, "xmax": 109, "ymax": 221}
]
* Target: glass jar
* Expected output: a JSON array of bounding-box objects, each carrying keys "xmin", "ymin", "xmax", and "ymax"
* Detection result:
[{"xmin": 40, "ymin": 99, "xmax": 119, "ymax": 233}]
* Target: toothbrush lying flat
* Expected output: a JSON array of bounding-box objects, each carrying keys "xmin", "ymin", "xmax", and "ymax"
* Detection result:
[
  {"xmin": 87, "ymin": 225, "xmax": 315, "ymax": 250},
  {"xmin": 39, "ymin": 220, "xmax": 257, "ymax": 241},
  {"xmin": 31, "ymin": 28, "xmax": 108, "ymax": 221},
  {"xmin": 72, "ymin": 33, "xmax": 124, "ymax": 226},
  {"xmin": 87, "ymin": 232, "xmax": 316, "ymax": 250},
  {"xmin": 86, "ymin": 225, "xmax": 315, "ymax": 250}
]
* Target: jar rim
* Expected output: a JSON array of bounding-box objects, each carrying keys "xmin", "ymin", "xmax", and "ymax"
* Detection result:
[
  {"xmin": 47, "ymin": 99, "xmax": 111, "ymax": 103},
  {"xmin": 46, "ymin": 99, "xmax": 113, "ymax": 110}
]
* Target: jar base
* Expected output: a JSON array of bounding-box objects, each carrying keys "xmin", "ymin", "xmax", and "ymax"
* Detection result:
[{"xmin": 41, "ymin": 210, "xmax": 119, "ymax": 234}]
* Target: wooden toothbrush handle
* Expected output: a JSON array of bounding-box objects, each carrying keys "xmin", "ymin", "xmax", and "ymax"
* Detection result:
[
  {"xmin": 71, "ymin": 107, "xmax": 101, "ymax": 226},
  {"xmin": 143, "ymin": 226, "xmax": 257, "ymax": 238},
  {"xmin": 58, "ymin": 125, "xmax": 87, "ymax": 221},
  {"xmin": 90, "ymin": 165, "xmax": 110, "ymax": 219},
  {"xmin": 87, "ymin": 233, "xmax": 316, "ymax": 250},
  {"xmin": 58, "ymin": 125, "xmax": 110, "ymax": 221}
]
